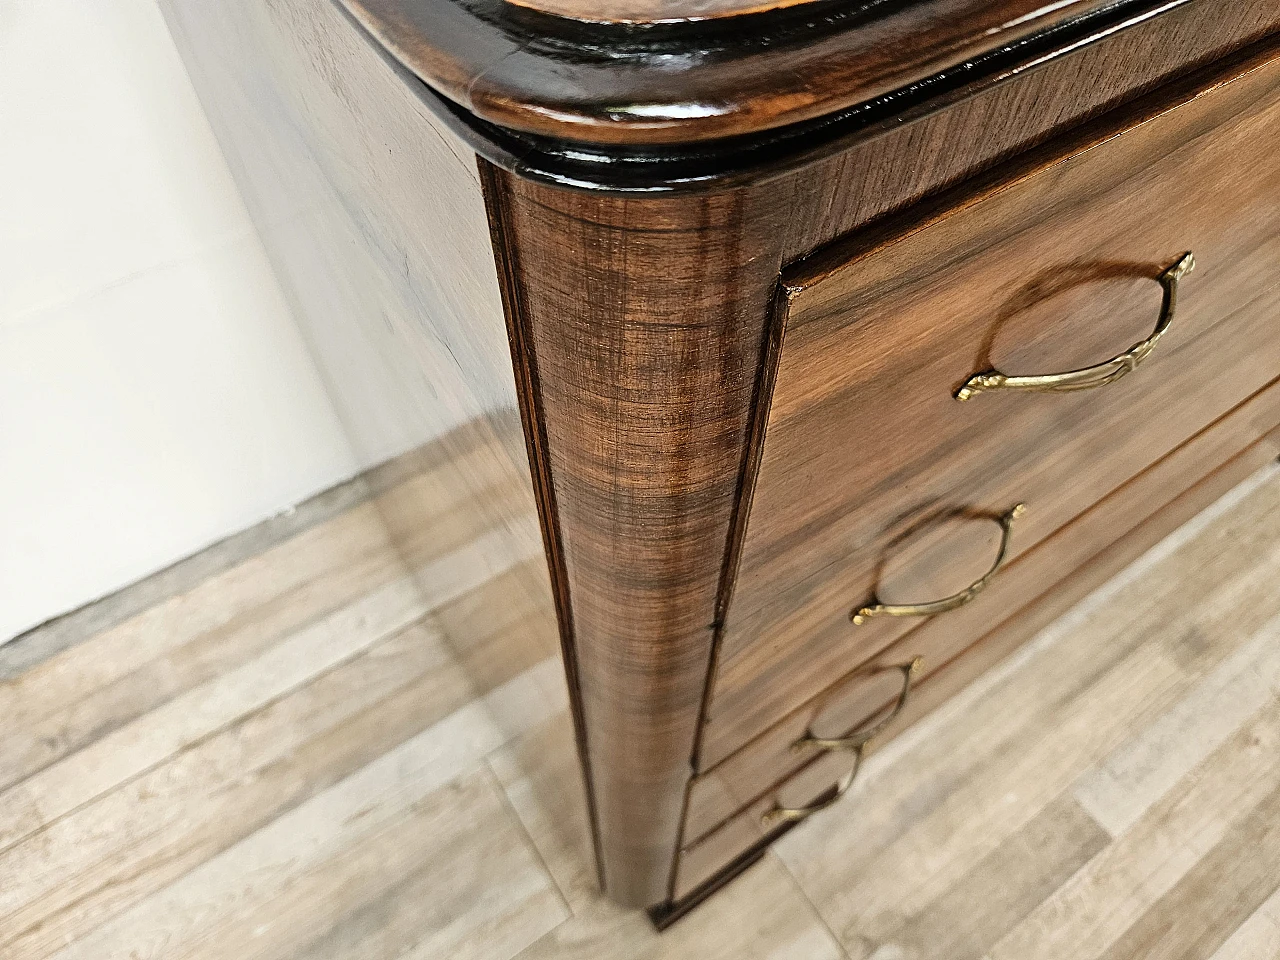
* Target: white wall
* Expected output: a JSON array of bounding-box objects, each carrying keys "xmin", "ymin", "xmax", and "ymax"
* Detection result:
[{"xmin": 0, "ymin": 0, "xmax": 361, "ymax": 643}]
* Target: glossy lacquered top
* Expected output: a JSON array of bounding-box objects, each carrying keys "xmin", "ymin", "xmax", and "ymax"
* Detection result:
[
  {"xmin": 340, "ymin": 0, "xmax": 1140, "ymax": 145},
  {"xmin": 504, "ymin": 0, "xmax": 814, "ymax": 25}
]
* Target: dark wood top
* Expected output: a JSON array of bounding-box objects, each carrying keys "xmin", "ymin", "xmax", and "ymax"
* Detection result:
[
  {"xmin": 341, "ymin": 0, "xmax": 1138, "ymax": 145},
  {"xmin": 503, "ymin": 0, "xmax": 818, "ymax": 26}
]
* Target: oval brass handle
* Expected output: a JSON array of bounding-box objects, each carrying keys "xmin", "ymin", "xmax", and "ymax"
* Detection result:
[
  {"xmin": 852, "ymin": 503, "xmax": 1025, "ymax": 624},
  {"xmin": 761, "ymin": 747, "xmax": 864, "ymax": 827},
  {"xmin": 955, "ymin": 252, "xmax": 1195, "ymax": 402},
  {"xmin": 791, "ymin": 656, "xmax": 923, "ymax": 753},
  {"xmin": 761, "ymin": 656, "xmax": 923, "ymax": 827}
]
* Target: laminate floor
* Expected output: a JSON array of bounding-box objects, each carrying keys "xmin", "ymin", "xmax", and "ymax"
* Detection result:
[{"xmin": 4, "ymin": 461, "xmax": 1279, "ymax": 960}]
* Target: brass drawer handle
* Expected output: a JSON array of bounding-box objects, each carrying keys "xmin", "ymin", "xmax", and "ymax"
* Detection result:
[
  {"xmin": 852, "ymin": 503, "xmax": 1024, "ymax": 624},
  {"xmin": 955, "ymin": 252, "xmax": 1195, "ymax": 401},
  {"xmin": 791, "ymin": 656, "xmax": 922, "ymax": 753},
  {"xmin": 761, "ymin": 656, "xmax": 922, "ymax": 827},
  {"xmin": 760, "ymin": 747, "xmax": 864, "ymax": 827}
]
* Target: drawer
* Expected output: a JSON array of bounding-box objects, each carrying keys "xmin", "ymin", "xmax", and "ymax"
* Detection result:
[
  {"xmin": 700, "ymin": 48, "xmax": 1280, "ymax": 770},
  {"xmin": 685, "ymin": 378, "xmax": 1280, "ymax": 846},
  {"xmin": 676, "ymin": 386, "xmax": 1280, "ymax": 895}
]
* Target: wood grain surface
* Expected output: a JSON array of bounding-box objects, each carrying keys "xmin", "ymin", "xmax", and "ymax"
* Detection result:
[
  {"xmin": 703, "ymin": 46, "xmax": 1280, "ymax": 769},
  {"xmin": 334, "ymin": 0, "xmax": 1280, "ymax": 192},
  {"xmin": 780, "ymin": 3, "xmax": 1280, "ymax": 259},
  {"xmin": 478, "ymin": 35, "xmax": 1280, "ymax": 905},
  {"xmin": 485, "ymin": 169, "xmax": 799, "ymax": 905},
  {"xmin": 683, "ymin": 379, "xmax": 1280, "ymax": 853},
  {"xmin": 683, "ymin": 441, "xmax": 1280, "ymax": 903},
  {"xmin": 340, "ymin": 0, "xmax": 1124, "ymax": 143}
]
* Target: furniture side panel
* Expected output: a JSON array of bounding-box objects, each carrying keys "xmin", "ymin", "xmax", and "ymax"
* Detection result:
[{"xmin": 493, "ymin": 175, "xmax": 797, "ymax": 905}]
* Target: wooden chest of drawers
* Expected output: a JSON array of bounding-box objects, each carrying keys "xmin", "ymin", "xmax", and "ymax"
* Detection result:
[{"xmin": 162, "ymin": 0, "xmax": 1280, "ymax": 922}]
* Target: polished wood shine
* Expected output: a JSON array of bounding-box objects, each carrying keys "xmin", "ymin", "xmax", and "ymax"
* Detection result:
[
  {"xmin": 472, "ymin": 32, "xmax": 1280, "ymax": 910},
  {"xmin": 342, "ymin": 0, "xmax": 1280, "ymax": 191},
  {"xmin": 705, "ymin": 47, "xmax": 1280, "ymax": 769},
  {"xmin": 340, "ymin": 0, "xmax": 1131, "ymax": 145},
  {"xmin": 502, "ymin": 0, "xmax": 820, "ymax": 25},
  {"xmin": 686, "ymin": 378, "xmax": 1280, "ymax": 849},
  {"xmin": 163, "ymin": 0, "xmax": 1280, "ymax": 921},
  {"xmin": 486, "ymin": 170, "xmax": 796, "ymax": 905},
  {"xmin": 780, "ymin": 0, "xmax": 1280, "ymax": 257},
  {"xmin": 679, "ymin": 426, "xmax": 1280, "ymax": 897}
]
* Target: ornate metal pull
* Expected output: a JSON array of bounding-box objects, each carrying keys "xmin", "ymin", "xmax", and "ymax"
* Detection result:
[
  {"xmin": 761, "ymin": 657, "xmax": 923, "ymax": 827},
  {"xmin": 791, "ymin": 656, "xmax": 922, "ymax": 752},
  {"xmin": 761, "ymin": 747, "xmax": 864, "ymax": 827},
  {"xmin": 955, "ymin": 252, "xmax": 1195, "ymax": 402},
  {"xmin": 852, "ymin": 503, "xmax": 1025, "ymax": 625}
]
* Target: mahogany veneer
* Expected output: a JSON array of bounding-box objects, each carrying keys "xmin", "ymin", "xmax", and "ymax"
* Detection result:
[
  {"xmin": 162, "ymin": 0, "xmax": 1280, "ymax": 922},
  {"xmin": 707, "ymin": 53, "xmax": 1280, "ymax": 768}
]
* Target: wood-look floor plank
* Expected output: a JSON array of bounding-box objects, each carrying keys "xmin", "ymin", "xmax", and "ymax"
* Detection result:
[
  {"xmin": 56, "ymin": 766, "xmax": 562, "ymax": 960},
  {"xmin": 0, "ymin": 502, "xmax": 396, "ymax": 720},
  {"xmin": 1074, "ymin": 609, "xmax": 1280, "ymax": 836},
  {"xmin": 183, "ymin": 767, "xmax": 566, "ymax": 960},
  {"xmin": 41, "ymin": 674, "xmax": 560, "ymax": 960},
  {"xmin": 829, "ymin": 642, "xmax": 1186, "ymax": 955},
  {"xmin": 0, "ymin": 576, "xmax": 426, "ymax": 856},
  {"xmin": 0, "ymin": 503, "xmax": 402, "ymax": 789},
  {"xmin": 0, "ymin": 619, "xmax": 463, "ymax": 957},
  {"xmin": 987, "ymin": 698, "xmax": 1280, "ymax": 960},
  {"xmin": 379, "ymin": 467, "xmax": 542, "ymax": 575},
  {"xmin": 369, "ymin": 432, "xmax": 538, "ymax": 570},
  {"xmin": 489, "ymin": 711, "xmax": 848, "ymax": 960},
  {"xmin": 771, "ymin": 586, "xmax": 1160, "ymax": 911},
  {"xmin": 1094, "ymin": 779, "xmax": 1280, "ymax": 960},
  {"xmin": 488, "ymin": 711, "xmax": 597, "ymax": 910},
  {"xmin": 281, "ymin": 776, "xmax": 566, "ymax": 960},
  {"xmin": 1207, "ymin": 885, "xmax": 1280, "ymax": 960},
  {"xmin": 776, "ymin": 561, "xmax": 1217, "ymax": 949},
  {"xmin": 851, "ymin": 795, "xmax": 1110, "ymax": 960},
  {"xmin": 363, "ymin": 422, "xmax": 545, "ymax": 613},
  {"xmin": 519, "ymin": 853, "xmax": 847, "ymax": 960},
  {"xmin": 434, "ymin": 558, "xmax": 560, "ymax": 694},
  {"xmin": 0, "ymin": 476, "xmax": 374, "ymax": 678},
  {"xmin": 0, "ymin": 634, "xmax": 562, "ymax": 959},
  {"xmin": 0, "ymin": 473, "xmax": 563, "ymax": 957},
  {"xmin": 6, "ymin": 450, "xmax": 1277, "ymax": 958},
  {"xmin": 1065, "ymin": 469, "xmax": 1280, "ymax": 838},
  {"xmin": 404, "ymin": 517, "xmax": 543, "ymax": 611}
]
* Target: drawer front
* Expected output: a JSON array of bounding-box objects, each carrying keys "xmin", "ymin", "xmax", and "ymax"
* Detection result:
[
  {"xmin": 685, "ymin": 381, "xmax": 1280, "ymax": 846},
  {"xmin": 702, "ymin": 47, "xmax": 1280, "ymax": 770}
]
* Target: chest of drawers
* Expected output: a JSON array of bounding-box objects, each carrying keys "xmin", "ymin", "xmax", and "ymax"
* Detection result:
[{"xmin": 162, "ymin": 0, "xmax": 1280, "ymax": 921}]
